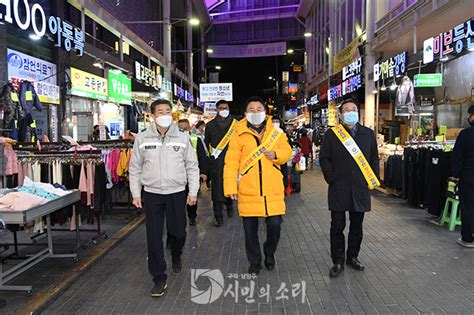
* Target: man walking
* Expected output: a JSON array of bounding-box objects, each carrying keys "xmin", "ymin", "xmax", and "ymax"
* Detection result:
[
  {"xmin": 205, "ymin": 100, "xmax": 236, "ymax": 227},
  {"xmin": 130, "ymin": 99, "xmax": 199, "ymax": 297},
  {"xmin": 319, "ymin": 99, "xmax": 380, "ymax": 278},
  {"xmin": 452, "ymin": 105, "xmax": 474, "ymax": 248}
]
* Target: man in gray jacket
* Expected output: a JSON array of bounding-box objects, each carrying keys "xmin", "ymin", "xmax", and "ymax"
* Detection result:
[{"xmin": 130, "ymin": 99, "xmax": 199, "ymax": 297}]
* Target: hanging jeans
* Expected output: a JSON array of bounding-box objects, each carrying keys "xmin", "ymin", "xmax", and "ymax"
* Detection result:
[{"xmin": 144, "ymin": 190, "xmax": 187, "ymax": 284}]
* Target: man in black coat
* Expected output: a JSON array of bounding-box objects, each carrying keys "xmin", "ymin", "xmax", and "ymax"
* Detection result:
[
  {"xmin": 452, "ymin": 105, "xmax": 474, "ymax": 248},
  {"xmin": 320, "ymin": 99, "xmax": 380, "ymax": 278},
  {"xmin": 205, "ymin": 100, "xmax": 235, "ymax": 227}
]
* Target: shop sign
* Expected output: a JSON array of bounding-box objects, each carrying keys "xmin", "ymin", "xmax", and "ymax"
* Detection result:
[
  {"xmin": 69, "ymin": 67, "xmax": 108, "ymax": 100},
  {"xmin": 414, "ymin": 73, "xmax": 442, "ymax": 87},
  {"xmin": 293, "ymin": 65, "xmax": 302, "ymax": 73},
  {"xmin": 282, "ymin": 71, "xmax": 289, "ymax": 82},
  {"xmin": 373, "ymin": 51, "xmax": 408, "ymax": 82},
  {"xmin": 327, "ymin": 101, "xmax": 338, "ymax": 127},
  {"xmin": 289, "ymin": 83, "xmax": 298, "ymax": 93},
  {"xmin": 108, "ymin": 70, "xmax": 131, "ymax": 105},
  {"xmin": 174, "ymin": 84, "xmax": 194, "ymax": 102},
  {"xmin": 423, "ymin": 18, "xmax": 474, "ymax": 64},
  {"xmin": 50, "ymin": 105, "xmax": 57, "ymax": 142},
  {"xmin": 328, "ymin": 57, "xmax": 363, "ymax": 101},
  {"xmin": 0, "ymin": 0, "xmax": 84, "ymax": 56},
  {"xmin": 199, "ymin": 83, "xmax": 233, "ymax": 102},
  {"xmin": 162, "ymin": 77, "xmax": 173, "ymax": 93},
  {"xmin": 134, "ymin": 61, "xmax": 159, "ymax": 89},
  {"xmin": 208, "ymin": 42, "xmax": 286, "ymax": 58},
  {"xmin": 308, "ymin": 94, "xmax": 318, "ymax": 105},
  {"xmin": 203, "ymin": 102, "xmax": 217, "ymax": 116},
  {"xmin": 7, "ymin": 49, "xmax": 60, "ymax": 104}
]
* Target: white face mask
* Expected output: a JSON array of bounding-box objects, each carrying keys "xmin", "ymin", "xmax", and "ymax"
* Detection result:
[
  {"xmin": 218, "ymin": 110, "xmax": 230, "ymax": 118},
  {"xmin": 155, "ymin": 115, "xmax": 173, "ymax": 128},
  {"xmin": 246, "ymin": 111, "xmax": 266, "ymax": 126}
]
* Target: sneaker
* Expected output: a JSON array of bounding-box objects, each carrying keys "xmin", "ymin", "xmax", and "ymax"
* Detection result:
[
  {"xmin": 189, "ymin": 218, "xmax": 196, "ymax": 226},
  {"xmin": 172, "ymin": 259, "xmax": 183, "ymax": 275},
  {"xmin": 151, "ymin": 282, "xmax": 167, "ymax": 297},
  {"xmin": 457, "ymin": 238, "xmax": 474, "ymax": 248},
  {"xmin": 214, "ymin": 220, "xmax": 223, "ymax": 227}
]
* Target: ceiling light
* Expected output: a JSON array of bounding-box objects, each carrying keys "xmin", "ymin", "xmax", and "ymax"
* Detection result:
[
  {"xmin": 372, "ymin": 88, "xmax": 378, "ymax": 94},
  {"xmin": 390, "ymin": 82, "xmax": 397, "ymax": 90},
  {"xmin": 304, "ymin": 32, "xmax": 312, "ymax": 37},
  {"xmin": 93, "ymin": 59, "xmax": 104, "ymax": 69},
  {"xmin": 189, "ymin": 18, "xmax": 200, "ymax": 26},
  {"xmin": 215, "ymin": 66, "xmax": 221, "ymax": 70},
  {"xmin": 440, "ymin": 56, "xmax": 449, "ymax": 61},
  {"xmin": 287, "ymin": 49, "xmax": 294, "ymax": 54},
  {"xmin": 380, "ymin": 84, "xmax": 387, "ymax": 91},
  {"xmin": 29, "ymin": 34, "xmax": 41, "ymax": 41},
  {"xmin": 269, "ymin": 76, "xmax": 273, "ymax": 80},
  {"xmin": 206, "ymin": 48, "xmax": 214, "ymax": 54}
]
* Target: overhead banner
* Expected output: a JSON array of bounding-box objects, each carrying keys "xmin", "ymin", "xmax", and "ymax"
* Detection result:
[
  {"xmin": 373, "ymin": 51, "xmax": 408, "ymax": 83},
  {"xmin": 208, "ymin": 42, "xmax": 287, "ymax": 58},
  {"xmin": 7, "ymin": 49, "xmax": 60, "ymax": 104},
  {"xmin": 70, "ymin": 67, "xmax": 108, "ymax": 101},
  {"xmin": 204, "ymin": 103, "xmax": 217, "ymax": 116},
  {"xmin": 200, "ymin": 83, "xmax": 233, "ymax": 102},
  {"xmin": 333, "ymin": 34, "xmax": 364, "ymax": 75},
  {"xmin": 413, "ymin": 73, "xmax": 442, "ymax": 87}
]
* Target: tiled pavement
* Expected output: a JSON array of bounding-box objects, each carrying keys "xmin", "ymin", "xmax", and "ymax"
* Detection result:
[{"xmin": 32, "ymin": 170, "xmax": 474, "ymax": 313}]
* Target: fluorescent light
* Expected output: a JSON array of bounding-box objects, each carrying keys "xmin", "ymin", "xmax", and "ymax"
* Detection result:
[
  {"xmin": 304, "ymin": 32, "xmax": 312, "ymax": 37},
  {"xmin": 440, "ymin": 56, "xmax": 449, "ymax": 61},
  {"xmin": 287, "ymin": 49, "xmax": 295, "ymax": 54},
  {"xmin": 380, "ymin": 84, "xmax": 387, "ymax": 91},
  {"xmin": 110, "ymin": 69, "xmax": 122, "ymax": 74},
  {"xmin": 29, "ymin": 34, "xmax": 41, "ymax": 41},
  {"xmin": 189, "ymin": 18, "xmax": 200, "ymax": 26},
  {"xmin": 372, "ymin": 89, "xmax": 378, "ymax": 94},
  {"xmin": 206, "ymin": 48, "xmax": 214, "ymax": 54},
  {"xmin": 93, "ymin": 60, "xmax": 104, "ymax": 69},
  {"xmin": 215, "ymin": 66, "xmax": 221, "ymax": 70}
]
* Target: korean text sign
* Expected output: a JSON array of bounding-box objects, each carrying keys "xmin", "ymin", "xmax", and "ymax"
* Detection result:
[
  {"xmin": 7, "ymin": 49, "xmax": 60, "ymax": 104},
  {"xmin": 373, "ymin": 52, "xmax": 408, "ymax": 82},
  {"xmin": 70, "ymin": 67, "xmax": 108, "ymax": 100},
  {"xmin": 0, "ymin": 0, "xmax": 84, "ymax": 56},
  {"xmin": 328, "ymin": 57, "xmax": 363, "ymax": 101},
  {"xmin": 423, "ymin": 18, "xmax": 474, "ymax": 64},
  {"xmin": 199, "ymin": 83, "xmax": 233, "ymax": 102},
  {"xmin": 108, "ymin": 70, "xmax": 132, "ymax": 105}
]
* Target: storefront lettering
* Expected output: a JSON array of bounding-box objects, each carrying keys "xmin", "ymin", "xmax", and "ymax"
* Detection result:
[
  {"xmin": 134, "ymin": 61, "xmax": 161, "ymax": 89},
  {"xmin": 0, "ymin": 0, "xmax": 84, "ymax": 56},
  {"xmin": 373, "ymin": 51, "xmax": 407, "ymax": 82}
]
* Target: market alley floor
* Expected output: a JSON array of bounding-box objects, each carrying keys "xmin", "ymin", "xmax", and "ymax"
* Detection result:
[{"xmin": 37, "ymin": 169, "xmax": 474, "ymax": 314}]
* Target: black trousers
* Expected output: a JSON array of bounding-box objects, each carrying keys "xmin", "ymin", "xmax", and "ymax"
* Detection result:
[
  {"xmin": 243, "ymin": 215, "xmax": 282, "ymax": 266},
  {"xmin": 330, "ymin": 211, "xmax": 365, "ymax": 265},
  {"xmin": 460, "ymin": 185, "xmax": 474, "ymax": 243},
  {"xmin": 213, "ymin": 198, "xmax": 233, "ymax": 221},
  {"xmin": 144, "ymin": 190, "xmax": 187, "ymax": 283},
  {"xmin": 185, "ymin": 186, "xmax": 198, "ymax": 220}
]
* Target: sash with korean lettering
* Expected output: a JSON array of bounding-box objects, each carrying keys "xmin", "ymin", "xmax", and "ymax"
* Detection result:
[
  {"xmin": 210, "ymin": 119, "xmax": 236, "ymax": 159},
  {"xmin": 239, "ymin": 127, "xmax": 283, "ymax": 176},
  {"xmin": 332, "ymin": 124, "xmax": 380, "ymax": 190}
]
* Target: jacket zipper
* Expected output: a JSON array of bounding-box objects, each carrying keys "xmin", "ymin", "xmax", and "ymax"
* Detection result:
[{"xmin": 252, "ymin": 134, "xmax": 268, "ymax": 216}]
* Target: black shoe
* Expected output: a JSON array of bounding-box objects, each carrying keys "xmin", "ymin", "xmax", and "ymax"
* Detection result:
[
  {"xmin": 329, "ymin": 264, "xmax": 344, "ymax": 278},
  {"xmin": 214, "ymin": 220, "xmax": 223, "ymax": 227},
  {"xmin": 346, "ymin": 257, "xmax": 365, "ymax": 271},
  {"xmin": 172, "ymin": 259, "xmax": 183, "ymax": 275},
  {"xmin": 248, "ymin": 264, "xmax": 262, "ymax": 275},
  {"xmin": 264, "ymin": 255, "xmax": 275, "ymax": 270},
  {"xmin": 227, "ymin": 209, "xmax": 233, "ymax": 218},
  {"xmin": 189, "ymin": 218, "xmax": 196, "ymax": 226},
  {"xmin": 151, "ymin": 281, "xmax": 167, "ymax": 297}
]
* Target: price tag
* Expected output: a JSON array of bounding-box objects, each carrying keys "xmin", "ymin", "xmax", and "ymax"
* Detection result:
[
  {"xmin": 439, "ymin": 125, "xmax": 447, "ymax": 135},
  {"xmin": 25, "ymin": 91, "xmax": 33, "ymax": 101},
  {"xmin": 435, "ymin": 135, "xmax": 444, "ymax": 141},
  {"xmin": 99, "ymin": 125, "xmax": 107, "ymax": 140},
  {"xmin": 11, "ymin": 92, "xmax": 19, "ymax": 102},
  {"xmin": 395, "ymin": 137, "xmax": 399, "ymax": 145}
]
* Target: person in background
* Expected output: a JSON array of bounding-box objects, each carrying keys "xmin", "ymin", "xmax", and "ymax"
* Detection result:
[
  {"xmin": 272, "ymin": 117, "xmax": 289, "ymax": 190},
  {"xmin": 298, "ymin": 129, "xmax": 312, "ymax": 169},
  {"xmin": 224, "ymin": 96, "xmax": 292, "ymax": 275},
  {"xmin": 205, "ymin": 100, "xmax": 236, "ymax": 227},
  {"xmin": 90, "ymin": 125, "xmax": 110, "ymax": 141},
  {"xmin": 177, "ymin": 119, "xmax": 209, "ymax": 226},
  {"xmin": 452, "ymin": 105, "xmax": 474, "ymax": 248},
  {"xmin": 290, "ymin": 142, "xmax": 303, "ymax": 193},
  {"xmin": 129, "ymin": 99, "xmax": 199, "ymax": 297},
  {"xmin": 319, "ymin": 99, "xmax": 379, "ymax": 278}
]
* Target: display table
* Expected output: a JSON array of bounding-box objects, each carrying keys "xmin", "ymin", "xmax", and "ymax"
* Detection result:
[{"xmin": 0, "ymin": 190, "xmax": 80, "ymax": 294}]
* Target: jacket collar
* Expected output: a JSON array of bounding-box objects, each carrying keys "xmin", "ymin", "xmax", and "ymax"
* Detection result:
[{"xmin": 146, "ymin": 122, "xmax": 180, "ymax": 138}]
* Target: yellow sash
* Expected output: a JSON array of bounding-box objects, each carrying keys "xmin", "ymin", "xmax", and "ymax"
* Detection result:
[
  {"xmin": 210, "ymin": 119, "xmax": 236, "ymax": 158},
  {"xmin": 332, "ymin": 124, "xmax": 380, "ymax": 190},
  {"xmin": 239, "ymin": 127, "xmax": 283, "ymax": 175}
]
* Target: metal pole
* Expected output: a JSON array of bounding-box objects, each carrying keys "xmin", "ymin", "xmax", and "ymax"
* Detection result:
[
  {"xmin": 163, "ymin": 0, "xmax": 172, "ymax": 81},
  {"xmin": 187, "ymin": 0, "xmax": 193, "ymax": 89},
  {"xmin": 201, "ymin": 26, "xmax": 205, "ymax": 77},
  {"xmin": 364, "ymin": 0, "xmax": 376, "ymax": 129}
]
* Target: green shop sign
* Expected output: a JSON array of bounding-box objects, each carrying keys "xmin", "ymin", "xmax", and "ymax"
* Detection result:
[
  {"xmin": 108, "ymin": 70, "xmax": 132, "ymax": 104},
  {"xmin": 414, "ymin": 73, "xmax": 442, "ymax": 87}
]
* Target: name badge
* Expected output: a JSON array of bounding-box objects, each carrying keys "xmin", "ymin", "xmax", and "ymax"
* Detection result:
[{"xmin": 144, "ymin": 145, "xmax": 157, "ymax": 150}]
